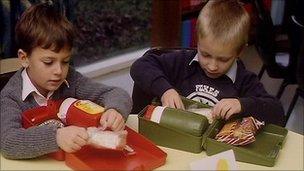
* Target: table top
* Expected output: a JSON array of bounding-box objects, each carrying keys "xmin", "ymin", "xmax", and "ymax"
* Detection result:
[{"xmin": 1, "ymin": 115, "xmax": 303, "ymax": 170}]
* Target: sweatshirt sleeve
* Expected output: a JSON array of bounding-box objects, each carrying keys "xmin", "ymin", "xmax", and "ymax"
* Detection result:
[
  {"xmin": 0, "ymin": 95, "xmax": 60, "ymax": 159},
  {"xmin": 130, "ymin": 49, "xmax": 187, "ymax": 98},
  {"xmin": 69, "ymin": 68, "xmax": 132, "ymax": 120},
  {"xmin": 237, "ymin": 71, "xmax": 285, "ymax": 126}
]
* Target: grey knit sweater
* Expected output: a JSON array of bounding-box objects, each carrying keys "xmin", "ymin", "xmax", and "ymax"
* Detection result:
[{"xmin": 0, "ymin": 67, "xmax": 132, "ymax": 159}]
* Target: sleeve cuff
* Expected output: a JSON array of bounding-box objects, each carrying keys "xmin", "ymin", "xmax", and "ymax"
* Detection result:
[{"xmin": 238, "ymin": 97, "xmax": 255, "ymax": 116}]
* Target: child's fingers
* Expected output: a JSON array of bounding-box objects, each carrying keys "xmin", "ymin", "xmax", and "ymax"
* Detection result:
[
  {"xmin": 106, "ymin": 115, "xmax": 116, "ymax": 128},
  {"xmin": 113, "ymin": 121, "xmax": 125, "ymax": 132},
  {"xmin": 225, "ymin": 109, "xmax": 234, "ymax": 120},
  {"xmin": 74, "ymin": 136, "xmax": 87, "ymax": 147},
  {"xmin": 218, "ymin": 107, "xmax": 225, "ymax": 119},
  {"xmin": 100, "ymin": 112, "xmax": 115, "ymax": 129},
  {"xmin": 162, "ymin": 100, "xmax": 170, "ymax": 108},
  {"xmin": 118, "ymin": 122, "xmax": 125, "ymax": 131},
  {"xmin": 174, "ymin": 97, "xmax": 185, "ymax": 110},
  {"xmin": 111, "ymin": 119, "xmax": 119, "ymax": 130},
  {"xmin": 71, "ymin": 143, "xmax": 82, "ymax": 152},
  {"xmin": 111, "ymin": 116, "xmax": 123, "ymax": 130},
  {"xmin": 213, "ymin": 100, "xmax": 230, "ymax": 119},
  {"xmin": 225, "ymin": 106, "xmax": 240, "ymax": 120},
  {"xmin": 99, "ymin": 120, "xmax": 107, "ymax": 130},
  {"xmin": 213, "ymin": 99, "xmax": 241, "ymax": 120},
  {"xmin": 221, "ymin": 106, "xmax": 231, "ymax": 120},
  {"xmin": 162, "ymin": 95, "xmax": 184, "ymax": 110},
  {"xmin": 77, "ymin": 128, "xmax": 89, "ymax": 140},
  {"xmin": 163, "ymin": 99, "xmax": 174, "ymax": 108},
  {"xmin": 211, "ymin": 104, "xmax": 220, "ymax": 118},
  {"xmin": 169, "ymin": 100, "xmax": 176, "ymax": 108},
  {"xmin": 219, "ymin": 105, "xmax": 230, "ymax": 119},
  {"xmin": 165, "ymin": 98, "xmax": 173, "ymax": 108}
]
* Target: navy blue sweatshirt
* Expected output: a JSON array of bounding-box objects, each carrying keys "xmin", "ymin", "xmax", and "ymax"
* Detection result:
[{"xmin": 130, "ymin": 48, "xmax": 285, "ymax": 126}]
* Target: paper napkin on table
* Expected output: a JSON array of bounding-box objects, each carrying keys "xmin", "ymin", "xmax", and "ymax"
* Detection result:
[{"xmin": 190, "ymin": 150, "xmax": 238, "ymax": 170}]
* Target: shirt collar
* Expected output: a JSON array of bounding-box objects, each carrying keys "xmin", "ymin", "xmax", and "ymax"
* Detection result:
[
  {"xmin": 21, "ymin": 68, "xmax": 54, "ymax": 101},
  {"xmin": 189, "ymin": 53, "xmax": 237, "ymax": 83}
]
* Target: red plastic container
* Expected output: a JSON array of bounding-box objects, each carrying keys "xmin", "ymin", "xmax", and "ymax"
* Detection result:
[
  {"xmin": 65, "ymin": 126, "xmax": 167, "ymax": 170},
  {"xmin": 22, "ymin": 100, "xmax": 65, "ymax": 161},
  {"xmin": 22, "ymin": 100, "xmax": 62, "ymax": 128},
  {"xmin": 22, "ymin": 99, "xmax": 167, "ymax": 170},
  {"xmin": 58, "ymin": 98, "xmax": 104, "ymax": 127}
]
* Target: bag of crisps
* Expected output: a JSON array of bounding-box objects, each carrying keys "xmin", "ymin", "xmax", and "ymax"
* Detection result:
[{"xmin": 215, "ymin": 117, "xmax": 264, "ymax": 146}]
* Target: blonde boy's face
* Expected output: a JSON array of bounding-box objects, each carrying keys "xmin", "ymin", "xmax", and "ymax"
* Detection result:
[
  {"xmin": 18, "ymin": 47, "xmax": 71, "ymax": 96},
  {"xmin": 197, "ymin": 37, "xmax": 240, "ymax": 78}
]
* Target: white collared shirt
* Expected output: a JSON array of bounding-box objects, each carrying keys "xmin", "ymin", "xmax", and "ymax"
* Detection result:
[
  {"xmin": 21, "ymin": 69, "xmax": 54, "ymax": 106},
  {"xmin": 189, "ymin": 54, "xmax": 237, "ymax": 83}
]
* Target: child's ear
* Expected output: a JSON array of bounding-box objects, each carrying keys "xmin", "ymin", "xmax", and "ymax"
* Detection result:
[{"xmin": 18, "ymin": 49, "xmax": 29, "ymax": 68}]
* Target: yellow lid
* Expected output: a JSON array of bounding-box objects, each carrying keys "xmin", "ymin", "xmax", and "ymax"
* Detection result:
[{"xmin": 74, "ymin": 100, "xmax": 105, "ymax": 114}]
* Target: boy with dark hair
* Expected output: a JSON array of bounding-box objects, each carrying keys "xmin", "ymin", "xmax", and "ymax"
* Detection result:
[{"xmin": 1, "ymin": 2, "xmax": 132, "ymax": 159}]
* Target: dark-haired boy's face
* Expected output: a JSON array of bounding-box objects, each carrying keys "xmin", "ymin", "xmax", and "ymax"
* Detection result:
[
  {"xmin": 20, "ymin": 47, "xmax": 71, "ymax": 97},
  {"xmin": 197, "ymin": 37, "xmax": 239, "ymax": 78}
]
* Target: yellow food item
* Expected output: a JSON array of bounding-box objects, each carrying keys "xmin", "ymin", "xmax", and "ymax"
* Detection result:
[{"xmin": 216, "ymin": 158, "xmax": 229, "ymax": 171}]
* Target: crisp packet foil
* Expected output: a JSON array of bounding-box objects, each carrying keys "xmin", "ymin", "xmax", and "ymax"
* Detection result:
[{"xmin": 215, "ymin": 117, "xmax": 265, "ymax": 146}]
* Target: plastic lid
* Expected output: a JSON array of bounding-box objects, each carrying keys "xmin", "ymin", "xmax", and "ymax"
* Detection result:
[{"xmin": 57, "ymin": 98, "xmax": 77, "ymax": 124}]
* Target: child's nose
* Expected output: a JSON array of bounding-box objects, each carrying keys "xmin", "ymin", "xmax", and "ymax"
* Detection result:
[
  {"xmin": 208, "ymin": 59, "xmax": 218, "ymax": 71},
  {"xmin": 54, "ymin": 64, "xmax": 63, "ymax": 75}
]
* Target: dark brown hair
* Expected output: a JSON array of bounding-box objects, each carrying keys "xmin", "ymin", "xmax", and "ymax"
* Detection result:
[{"xmin": 15, "ymin": 2, "xmax": 74, "ymax": 55}]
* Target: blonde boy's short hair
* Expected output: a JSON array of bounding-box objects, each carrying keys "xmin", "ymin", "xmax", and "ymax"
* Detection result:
[{"xmin": 197, "ymin": 0, "xmax": 250, "ymax": 52}]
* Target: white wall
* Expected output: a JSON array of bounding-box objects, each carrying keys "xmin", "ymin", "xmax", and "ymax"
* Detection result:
[
  {"xmin": 76, "ymin": 48, "xmax": 149, "ymax": 96},
  {"xmin": 93, "ymin": 67, "xmax": 134, "ymax": 96}
]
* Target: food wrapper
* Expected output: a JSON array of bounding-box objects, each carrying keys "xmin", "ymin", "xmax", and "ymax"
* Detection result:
[
  {"xmin": 215, "ymin": 117, "xmax": 265, "ymax": 146},
  {"xmin": 186, "ymin": 108, "xmax": 213, "ymax": 124},
  {"xmin": 87, "ymin": 127, "xmax": 127, "ymax": 150}
]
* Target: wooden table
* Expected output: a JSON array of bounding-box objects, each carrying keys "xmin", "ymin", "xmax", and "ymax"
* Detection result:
[{"xmin": 1, "ymin": 115, "xmax": 303, "ymax": 170}]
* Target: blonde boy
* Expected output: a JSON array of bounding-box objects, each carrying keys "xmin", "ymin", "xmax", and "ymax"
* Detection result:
[{"xmin": 131, "ymin": 0, "xmax": 284, "ymax": 126}]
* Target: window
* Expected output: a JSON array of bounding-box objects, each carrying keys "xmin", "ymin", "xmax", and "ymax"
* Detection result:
[
  {"xmin": 0, "ymin": 0, "xmax": 152, "ymax": 67},
  {"xmin": 71, "ymin": 0, "xmax": 152, "ymax": 67}
]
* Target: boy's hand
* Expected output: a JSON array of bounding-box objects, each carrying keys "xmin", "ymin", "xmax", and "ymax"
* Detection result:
[
  {"xmin": 56, "ymin": 126, "xmax": 89, "ymax": 153},
  {"xmin": 161, "ymin": 89, "xmax": 185, "ymax": 110},
  {"xmin": 100, "ymin": 109, "xmax": 125, "ymax": 132},
  {"xmin": 212, "ymin": 98, "xmax": 241, "ymax": 120}
]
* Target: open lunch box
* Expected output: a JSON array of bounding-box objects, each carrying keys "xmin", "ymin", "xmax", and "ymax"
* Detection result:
[
  {"xmin": 22, "ymin": 100, "xmax": 167, "ymax": 170},
  {"xmin": 65, "ymin": 126, "xmax": 167, "ymax": 170},
  {"xmin": 138, "ymin": 97, "xmax": 288, "ymax": 167}
]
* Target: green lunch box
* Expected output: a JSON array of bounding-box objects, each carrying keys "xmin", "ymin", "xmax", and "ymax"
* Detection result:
[{"xmin": 138, "ymin": 97, "xmax": 288, "ymax": 167}]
